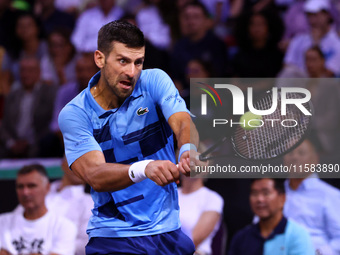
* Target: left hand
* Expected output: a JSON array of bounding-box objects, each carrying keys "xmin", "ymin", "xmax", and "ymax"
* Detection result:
[{"xmin": 177, "ymin": 150, "xmax": 208, "ymax": 177}]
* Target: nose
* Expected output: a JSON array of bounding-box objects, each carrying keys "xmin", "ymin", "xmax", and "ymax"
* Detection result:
[{"xmin": 124, "ymin": 63, "xmax": 135, "ymax": 79}]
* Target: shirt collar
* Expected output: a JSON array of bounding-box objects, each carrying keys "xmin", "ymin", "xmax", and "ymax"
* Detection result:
[
  {"xmin": 85, "ymin": 71, "xmax": 143, "ymax": 118},
  {"xmin": 286, "ymin": 173, "xmax": 319, "ymax": 191},
  {"xmin": 252, "ymin": 216, "xmax": 287, "ymax": 241}
]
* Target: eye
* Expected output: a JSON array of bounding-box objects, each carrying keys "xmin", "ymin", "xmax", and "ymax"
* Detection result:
[
  {"xmin": 119, "ymin": 59, "xmax": 126, "ymax": 64},
  {"xmin": 135, "ymin": 59, "xmax": 144, "ymax": 66}
]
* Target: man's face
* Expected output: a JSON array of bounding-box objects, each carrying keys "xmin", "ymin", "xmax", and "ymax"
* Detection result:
[
  {"xmin": 250, "ymin": 179, "xmax": 285, "ymax": 220},
  {"xmin": 180, "ymin": 6, "xmax": 207, "ymax": 37},
  {"xmin": 76, "ymin": 56, "xmax": 98, "ymax": 90},
  {"xmin": 97, "ymin": 42, "xmax": 145, "ymax": 102},
  {"xmin": 306, "ymin": 11, "xmax": 330, "ymax": 29},
  {"xmin": 16, "ymin": 171, "xmax": 50, "ymax": 212},
  {"xmin": 284, "ymin": 140, "xmax": 318, "ymax": 177},
  {"xmin": 20, "ymin": 58, "xmax": 40, "ymax": 90},
  {"xmin": 305, "ymin": 49, "xmax": 325, "ymax": 77}
]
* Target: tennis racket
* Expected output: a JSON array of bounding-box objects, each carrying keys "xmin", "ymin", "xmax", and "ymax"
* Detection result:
[{"xmin": 198, "ymin": 89, "xmax": 313, "ymax": 161}]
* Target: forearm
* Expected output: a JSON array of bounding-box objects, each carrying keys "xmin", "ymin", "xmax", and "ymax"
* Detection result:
[
  {"xmin": 71, "ymin": 151, "xmax": 133, "ymax": 192},
  {"xmin": 170, "ymin": 113, "xmax": 199, "ymax": 149},
  {"xmin": 84, "ymin": 163, "xmax": 133, "ymax": 192}
]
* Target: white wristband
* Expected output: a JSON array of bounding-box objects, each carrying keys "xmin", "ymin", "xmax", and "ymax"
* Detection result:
[
  {"xmin": 178, "ymin": 143, "xmax": 197, "ymax": 163},
  {"xmin": 128, "ymin": 160, "xmax": 154, "ymax": 183}
]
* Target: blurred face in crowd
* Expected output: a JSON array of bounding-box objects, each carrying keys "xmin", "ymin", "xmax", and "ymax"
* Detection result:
[
  {"xmin": 284, "ymin": 140, "xmax": 319, "ymax": 177},
  {"xmin": 250, "ymin": 179, "xmax": 285, "ymax": 221},
  {"xmin": 186, "ymin": 60, "xmax": 209, "ymax": 79},
  {"xmin": 99, "ymin": 0, "xmax": 114, "ymax": 10},
  {"xmin": 37, "ymin": 0, "xmax": 55, "ymax": 10},
  {"xmin": 20, "ymin": 58, "xmax": 41, "ymax": 91},
  {"xmin": 76, "ymin": 55, "xmax": 98, "ymax": 90},
  {"xmin": 16, "ymin": 15, "xmax": 39, "ymax": 42},
  {"xmin": 305, "ymin": 48, "xmax": 325, "ymax": 77},
  {"xmin": 180, "ymin": 5, "xmax": 208, "ymax": 38},
  {"xmin": 95, "ymin": 42, "xmax": 145, "ymax": 104},
  {"xmin": 48, "ymin": 31, "xmax": 73, "ymax": 64},
  {"xmin": 16, "ymin": 170, "xmax": 50, "ymax": 213},
  {"xmin": 306, "ymin": 10, "xmax": 331, "ymax": 29},
  {"xmin": 248, "ymin": 14, "xmax": 268, "ymax": 44}
]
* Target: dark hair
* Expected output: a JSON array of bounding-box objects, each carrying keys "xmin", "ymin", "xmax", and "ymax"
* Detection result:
[
  {"xmin": 182, "ymin": 0, "xmax": 210, "ymax": 19},
  {"xmin": 97, "ymin": 20, "xmax": 145, "ymax": 55},
  {"xmin": 306, "ymin": 45, "xmax": 325, "ymax": 60},
  {"xmin": 17, "ymin": 164, "xmax": 48, "ymax": 179},
  {"xmin": 251, "ymin": 178, "xmax": 285, "ymax": 194},
  {"xmin": 10, "ymin": 12, "xmax": 44, "ymax": 59},
  {"xmin": 235, "ymin": 10, "xmax": 284, "ymax": 50}
]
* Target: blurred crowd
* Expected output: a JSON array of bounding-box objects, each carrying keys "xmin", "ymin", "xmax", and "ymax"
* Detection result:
[
  {"xmin": 1, "ymin": 0, "xmax": 340, "ymax": 254},
  {"xmin": 1, "ymin": 0, "xmax": 340, "ymax": 159}
]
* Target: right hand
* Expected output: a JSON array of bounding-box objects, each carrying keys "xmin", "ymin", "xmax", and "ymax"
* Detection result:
[{"xmin": 145, "ymin": 160, "xmax": 180, "ymax": 186}]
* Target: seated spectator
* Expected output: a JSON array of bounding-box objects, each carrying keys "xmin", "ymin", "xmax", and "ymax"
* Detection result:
[
  {"xmin": 232, "ymin": 10, "xmax": 284, "ymax": 80},
  {"xmin": 0, "ymin": 164, "xmax": 77, "ymax": 255},
  {"xmin": 34, "ymin": 0, "xmax": 75, "ymax": 36},
  {"xmin": 284, "ymin": 139, "xmax": 340, "ymax": 254},
  {"xmin": 305, "ymin": 45, "xmax": 329, "ymax": 78},
  {"xmin": 136, "ymin": 0, "xmax": 172, "ymax": 50},
  {"xmin": 41, "ymin": 28, "xmax": 77, "ymax": 86},
  {"xmin": 282, "ymin": 0, "xmax": 340, "ymax": 77},
  {"xmin": 278, "ymin": 47, "xmax": 340, "ymax": 154},
  {"xmin": 178, "ymin": 175, "xmax": 224, "ymax": 255},
  {"xmin": 229, "ymin": 178, "xmax": 314, "ymax": 255},
  {"xmin": 41, "ymin": 53, "xmax": 98, "ymax": 157},
  {"xmin": 46, "ymin": 157, "xmax": 93, "ymax": 255},
  {"xmin": 0, "ymin": 57, "xmax": 57, "ymax": 158},
  {"xmin": 170, "ymin": 1, "xmax": 228, "ymax": 92},
  {"xmin": 1, "ymin": 12, "xmax": 47, "ymax": 93},
  {"xmin": 71, "ymin": 0, "xmax": 124, "ymax": 52}
]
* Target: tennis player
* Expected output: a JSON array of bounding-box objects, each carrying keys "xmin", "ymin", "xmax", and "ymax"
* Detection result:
[{"xmin": 58, "ymin": 20, "xmax": 199, "ymax": 254}]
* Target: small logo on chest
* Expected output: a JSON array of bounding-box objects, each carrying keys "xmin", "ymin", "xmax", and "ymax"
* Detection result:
[{"xmin": 136, "ymin": 107, "xmax": 149, "ymax": 116}]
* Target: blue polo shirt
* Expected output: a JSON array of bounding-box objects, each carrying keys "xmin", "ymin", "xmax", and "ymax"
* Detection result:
[
  {"xmin": 229, "ymin": 217, "xmax": 315, "ymax": 255},
  {"xmin": 58, "ymin": 69, "xmax": 189, "ymax": 238}
]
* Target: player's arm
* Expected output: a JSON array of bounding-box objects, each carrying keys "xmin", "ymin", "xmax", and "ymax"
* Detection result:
[
  {"xmin": 72, "ymin": 151, "xmax": 180, "ymax": 191},
  {"xmin": 168, "ymin": 112, "xmax": 200, "ymax": 175},
  {"xmin": 60, "ymin": 106, "xmax": 180, "ymax": 191}
]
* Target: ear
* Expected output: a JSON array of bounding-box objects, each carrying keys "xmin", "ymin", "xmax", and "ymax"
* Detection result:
[{"xmin": 94, "ymin": 50, "xmax": 105, "ymax": 69}]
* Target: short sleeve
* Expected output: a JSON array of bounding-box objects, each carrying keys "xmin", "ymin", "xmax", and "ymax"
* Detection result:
[
  {"xmin": 203, "ymin": 189, "xmax": 224, "ymax": 214},
  {"xmin": 146, "ymin": 69, "xmax": 189, "ymax": 120},
  {"xmin": 58, "ymin": 104, "xmax": 102, "ymax": 167}
]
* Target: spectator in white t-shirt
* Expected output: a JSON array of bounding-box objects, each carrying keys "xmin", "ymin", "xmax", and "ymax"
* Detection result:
[
  {"xmin": 178, "ymin": 175, "xmax": 224, "ymax": 255},
  {"xmin": 0, "ymin": 164, "xmax": 77, "ymax": 255},
  {"xmin": 46, "ymin": 157, "xmax": 93, "ymax": 255}
]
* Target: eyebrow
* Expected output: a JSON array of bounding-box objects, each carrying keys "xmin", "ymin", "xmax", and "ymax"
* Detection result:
[{"xmin": 116, "ymin": 54, "xmax": 145, "ymax": 61}]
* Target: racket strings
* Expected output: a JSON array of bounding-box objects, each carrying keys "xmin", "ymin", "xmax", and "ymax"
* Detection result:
[{"xmin": 233, "ymin": 92, "xmax": 311, "ymax": 160}]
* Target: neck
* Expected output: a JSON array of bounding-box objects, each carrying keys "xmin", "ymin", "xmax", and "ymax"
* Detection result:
[
  {"xmin": 252, "ymin": 39, "xmax": 267, "ymax": 49},
  {"xmin": 41, "ymin": 6, "xmax": 54, "ymax": 20},
  {"xmin": 24, "ymin": 205, "xmax": 48, "ymax": 220},
  {"xmin": 23, "ymin": 38, "xmax": 39, "ymax": 54},
  {"xmin": 101, "ymin": 5, "xmax": 114, "ymax": 16},
  {"xmin": 259, "ymin": 212, "xmax": 283, "ymax": 238},
  {"xmin": 91, "ymin": 80, "xmax": 121, "ymax": 110},
  {"xmin": 181, "ymin": 178, "xmax": 204, "ymax": 194},
  {"xmin": 189, "ymin": 30, "xmax": 207, "ymax": 42},
  {"xmin": 289, "ymin": 178, "xmax": 305, "ymax": 190}
]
